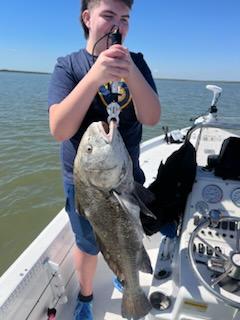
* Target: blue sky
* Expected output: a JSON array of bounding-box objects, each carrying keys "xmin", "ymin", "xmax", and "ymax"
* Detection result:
[{"xmin": 1, "ymin": 0, "xmax": 240, "ymax": 81}]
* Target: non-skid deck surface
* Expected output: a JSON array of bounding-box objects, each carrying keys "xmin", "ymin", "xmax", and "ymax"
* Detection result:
[{"xmin": 58, "ymin": 233, "xmax": 161, "ymax": 320}]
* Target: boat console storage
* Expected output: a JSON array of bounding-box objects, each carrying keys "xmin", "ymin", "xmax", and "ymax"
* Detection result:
[{"xmin": 146, "ymin": 87, "xmax": 240, "ymax": 320}]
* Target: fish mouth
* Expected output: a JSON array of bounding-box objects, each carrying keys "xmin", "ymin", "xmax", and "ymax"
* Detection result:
[
  {"xmin": 86, "ymin": 165, "xmax": 118, "ymax": 172},
  {"xmin": 97, "ymin": 120, "xmax": 117, "ymax": 143}
]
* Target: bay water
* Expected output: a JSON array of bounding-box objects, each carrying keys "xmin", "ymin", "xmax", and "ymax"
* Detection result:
[{"xmin": 0, "ymin": 71, "xmax": 239, "ymax": 275}]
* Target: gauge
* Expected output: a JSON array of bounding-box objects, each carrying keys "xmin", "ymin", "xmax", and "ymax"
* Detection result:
[
  {"xmin": 195, "ymin": 201, "xmax": 209, "ymax": 215},
  {"xmin": 202, "ymin": 185, "xmax": 223, "ymax": 204},
  {"xmin": 231, "ymin": 188, "xmax": 240, "ymax": 207}
]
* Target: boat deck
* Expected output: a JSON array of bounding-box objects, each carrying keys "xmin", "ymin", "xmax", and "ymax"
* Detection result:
[
  {"xmin": 91, "ymin": 234, "xmax": 160, "ymax": 320},
  {"xmin": 2, "ymin": 124, "xmax": 240, "ymax": 320}
]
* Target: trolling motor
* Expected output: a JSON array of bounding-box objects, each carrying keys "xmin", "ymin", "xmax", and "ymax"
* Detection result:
[
  {"xmin": 106, "ymin": 27, "xmax": 122, "ymax": 125},
  {"xmin": 206, "ymin": 84, "xmax": 223, "ymax": 117},
  {"xmin": 192, "ymin": 85, "xmax": 223, "ymax": 124}
]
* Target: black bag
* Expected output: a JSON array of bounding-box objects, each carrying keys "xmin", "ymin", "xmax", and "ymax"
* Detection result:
[
  {"xmin": 214, "ymin": 137, "xmax": 240, "ymax": 180},
  {"xmin": 140, "ymin": 140, "xmax": 197, "ymax": 236}
]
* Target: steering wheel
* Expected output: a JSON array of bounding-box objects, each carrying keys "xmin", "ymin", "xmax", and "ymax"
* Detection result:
[{"xmin": 188, "ymin": 210, "xmax": 240, "ymax": 309}]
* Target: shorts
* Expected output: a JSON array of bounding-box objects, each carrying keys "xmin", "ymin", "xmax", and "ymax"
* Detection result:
[{"xmin": 64, "ymin": 182, "xmax": 99, "ymax": 255}]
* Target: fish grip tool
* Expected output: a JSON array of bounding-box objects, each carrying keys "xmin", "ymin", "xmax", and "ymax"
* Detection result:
[{"xmin": 107, "ymin": 27, "xmax": 122, "ymax": 125}]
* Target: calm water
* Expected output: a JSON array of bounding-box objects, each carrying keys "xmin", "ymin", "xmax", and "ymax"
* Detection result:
[{"xmin": 0, "ymin": 71, "xmax": 239, "ymax": 275}]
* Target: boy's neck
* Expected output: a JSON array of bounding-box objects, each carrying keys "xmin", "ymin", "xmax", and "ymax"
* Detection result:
[
  {"xmin": 86, "ymin": 39, "xmax": 107, "ymax": 57},
  {"xmin": 86, "ymin": 42, "xmax": 95, "ymax": 56}
]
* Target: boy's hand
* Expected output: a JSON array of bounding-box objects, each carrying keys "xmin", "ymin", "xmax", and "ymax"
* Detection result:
[{"xmin": 89, "ymin": 44, "xmax": 133, "ymax": 85}]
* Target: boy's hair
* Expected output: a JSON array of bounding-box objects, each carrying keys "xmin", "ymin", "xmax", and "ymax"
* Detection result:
[{"xmin": 81, "ymin": 0, "xmax": 133, "ymax": 39}]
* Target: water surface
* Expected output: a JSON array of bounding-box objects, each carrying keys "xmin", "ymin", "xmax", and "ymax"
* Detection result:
[{"xmin": 0, "ymin": 71, "xmax": 239, "ymax": 275}]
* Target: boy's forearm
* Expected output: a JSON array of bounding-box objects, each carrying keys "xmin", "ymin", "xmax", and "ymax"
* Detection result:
[
  {"xmin": 49, "ymin": 71, "xmax": 99, "ymax": 141},
  {"xmin": 127, "ymin": 64, "xmax": 161, "ymax": 126}
]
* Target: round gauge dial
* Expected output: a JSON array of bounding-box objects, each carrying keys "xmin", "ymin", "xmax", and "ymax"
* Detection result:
[
  {"xmin": 232, "ymin": 253, "xmax": 240, "ymax": 267},
  {"xmin": 202, "ymin": 185, "xmax": 223, "ymax": 204},
  {"xmin": 231, "ymin": 188, "xmax": 240, "ymax": 207},
  {"xmin": 195, "ymin": 201, "xmax": 209, "ymax": 214}
]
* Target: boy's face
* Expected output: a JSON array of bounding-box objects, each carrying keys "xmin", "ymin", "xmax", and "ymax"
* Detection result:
[{"xmin": 83, "ymin": 0, "xmax": 130, "ymax": 53}]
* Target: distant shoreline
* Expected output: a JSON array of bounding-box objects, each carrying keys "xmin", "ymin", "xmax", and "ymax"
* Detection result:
[
  {"xmin": 0, "ymin": 69, "xmax": 50, "ymax": 75},
  {"xmin": 0, "ymin": 69, "xmax": 239, "ymax": 83}
]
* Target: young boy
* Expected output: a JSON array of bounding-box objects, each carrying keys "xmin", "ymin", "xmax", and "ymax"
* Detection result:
[{"xmin": 48, "ymin": 0, "xmax": 161, "ymax": 319}]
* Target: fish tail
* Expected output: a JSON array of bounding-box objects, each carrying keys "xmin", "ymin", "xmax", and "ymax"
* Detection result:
[
  {"xmin": 140, "ymin": 246, "xmax": 153, "ymax": 274},
  {"xmin": 121, "ymin": 288, "xmax": 152, "ymax": 320}
]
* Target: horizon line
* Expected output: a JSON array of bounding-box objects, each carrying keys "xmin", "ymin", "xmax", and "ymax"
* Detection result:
[{"xmin": 1, "ymin": 69, "xmax": 239, "ymax": 83}]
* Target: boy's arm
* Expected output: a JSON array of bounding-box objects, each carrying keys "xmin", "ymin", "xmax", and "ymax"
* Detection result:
[
  {"xmin": 49, "ymin": 71, "xmax": 99, "ymax": 142},
  {"xmin": 126, "ymin": 56, "xmax": 161, "ymax": 126},
  {"xmin": 49, "ymin": 46, "xmax": 130, "ymax": 142}
]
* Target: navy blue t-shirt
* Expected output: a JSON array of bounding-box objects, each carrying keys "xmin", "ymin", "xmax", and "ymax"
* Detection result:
[{"xmin": 48, "ymin": 49, "xmax": 157, "ymax": 185}]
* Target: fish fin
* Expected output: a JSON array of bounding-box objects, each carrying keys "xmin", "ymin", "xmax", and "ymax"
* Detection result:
[
  {"xmin": 112, "ymin": 188, "xmax": 156, "ymax": 222},
  {"xmin": 139, "ymin": 246, "xmax": 153, "ymax": 274},
  {"xmin": 112, "ymin": 190, "xmax": 140, "ymax": 218},
  {"xmin": 122, "ymin": 288, "xmax": 152, "ymax": 320},
  {"xmin": 75, "ymin": 198, "xmax": 86, "ymax": 217},
  {"xmin": 73, "ymin": 182, "xmax": 87, "ymax": 217},
  {"xmin": 132, "ymin": 184, "xmax": 157, "ymax": 220}
]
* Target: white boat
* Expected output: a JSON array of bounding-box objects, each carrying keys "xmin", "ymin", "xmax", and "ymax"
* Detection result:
[{"xmin": 1, "ymin": 85, "xmax": 240, "ymax": 320}]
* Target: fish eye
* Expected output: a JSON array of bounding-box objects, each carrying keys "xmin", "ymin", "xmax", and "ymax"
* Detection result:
[{"xmin": 86, "ymin": 144, "xmax": 93, "ymax": 153}]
